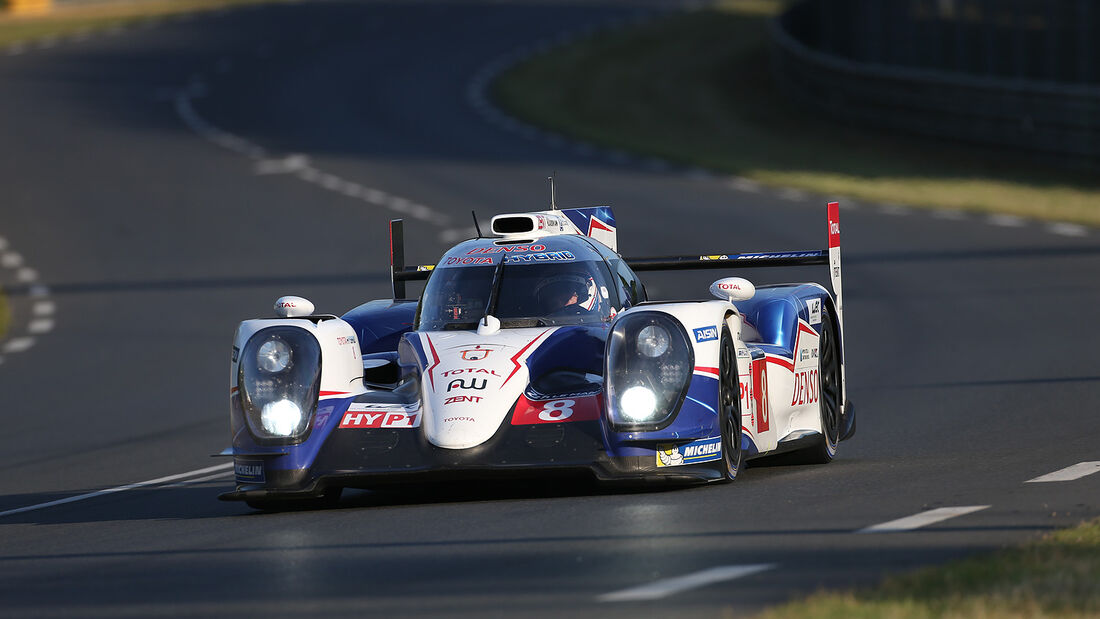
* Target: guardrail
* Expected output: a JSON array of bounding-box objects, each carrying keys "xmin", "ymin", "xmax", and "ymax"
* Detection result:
[{"xmin": 770, "ymin": 0, "xmax": 1100, "ymax": 162}]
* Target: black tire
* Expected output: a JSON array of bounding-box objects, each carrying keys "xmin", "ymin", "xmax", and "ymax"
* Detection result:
[
  {"xmin": 803, "ymin": 307, "xmax": 841, "ymax": 464},
  {"xmin": 718, "ymin": 326, "xmax": 744, "ymax": 482},
  {"xmin": 246, "ymin": 487, "xmax": 343, "ymax": 512}
]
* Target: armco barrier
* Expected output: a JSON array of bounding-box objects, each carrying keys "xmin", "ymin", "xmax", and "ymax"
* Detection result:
[{"xmin": 770, "ymin": 1, "xmax": 1100, "ymax": 161}]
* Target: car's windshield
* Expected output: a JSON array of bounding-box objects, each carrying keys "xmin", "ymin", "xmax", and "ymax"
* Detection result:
[{"xmin": 417, "ymin": 259, "xmax": 619, "ymax": 331}]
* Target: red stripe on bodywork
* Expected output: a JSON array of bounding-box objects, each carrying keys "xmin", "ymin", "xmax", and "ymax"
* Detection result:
[
  {"xmin": 694, "ymin": 366, "xmax": 720, "ymax": 378},
  {"xmin": 798, "ymin": 322, "xmax": 818, "ymax": 338},
  {"xmin": 766, "ymin": 355, "xmax": 794, "ymax": 371},
  {"xmin": 319, "ymin": 391, "xmax": 350, "ymax": 397},
  {"xmin": 424, "ymin": 334, "xmax": 441, "ymax": 391},
  {"xmin": 502, "ymin": 329, "xmax": 551, "ymax": 389}
]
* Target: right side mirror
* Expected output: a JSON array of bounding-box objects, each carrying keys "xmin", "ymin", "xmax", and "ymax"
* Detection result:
[{"xmin": 710, "ymin": 277, "xmax": 755, "ymax": 302}]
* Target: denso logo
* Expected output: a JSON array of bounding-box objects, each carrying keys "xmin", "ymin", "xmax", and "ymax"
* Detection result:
[
  {"xmin": 466, "ymin": 244, "xmax": 546, "ymax": 255},
  {"xmin": 693, "ymin": 326, "xmax": 718, "ymax": 343}
]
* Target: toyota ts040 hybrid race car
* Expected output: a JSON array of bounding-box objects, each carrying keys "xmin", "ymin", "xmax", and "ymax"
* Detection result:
[{"xmin": 219, "ymin": 201, "xmax": 855, "ymax": 509}]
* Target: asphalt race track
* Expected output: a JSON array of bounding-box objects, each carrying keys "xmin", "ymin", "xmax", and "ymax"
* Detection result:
[{"xmin": 1, "ymin": 1, "xmax": 1098, "ymax": 616}]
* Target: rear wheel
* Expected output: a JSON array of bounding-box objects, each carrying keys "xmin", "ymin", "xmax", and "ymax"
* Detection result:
[
  {"xmin": 718, "ymin": 326, "xmax": 744, "ymax": 481},
  {"xmin": 803, "ymin": 307, "xmax": 841, "ymax": 464}
]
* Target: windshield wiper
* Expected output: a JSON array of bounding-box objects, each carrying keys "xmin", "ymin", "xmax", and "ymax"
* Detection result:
[{"xmin": 484, "ymin": 256, "xmax": 505, "ymax": 321}]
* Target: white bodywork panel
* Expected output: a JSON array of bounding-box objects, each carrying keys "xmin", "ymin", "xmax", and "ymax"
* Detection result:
[
  {"xmin": 416, "ymin": 328, "xmax": 558, "ymax": 449},
  {"xmin": 232, "ymin": 317, "xmax": 367, "ymax": 398}
]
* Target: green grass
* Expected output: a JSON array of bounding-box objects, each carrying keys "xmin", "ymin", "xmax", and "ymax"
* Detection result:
[
  {"xmin": 494, "ymin": 0, "xmax": 1100, "ymax": 225},
  {"xmin": 0, "ymin": 0, "xmax": 283, "ymax": 46},
  {"xmin": 759, "ymin": 518, "xmax": 1100, "ymax": 618}
]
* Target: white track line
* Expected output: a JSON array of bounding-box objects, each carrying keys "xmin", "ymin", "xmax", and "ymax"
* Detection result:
[
  {"xmin": 598, "ymin": 564, "xmax": 775, "ymax": 602},
  {"xmin": 858, "ymin": 506, "xmax": 990, "ymax": 533},
  {"xmin": 1025, "ymin": 461, "xmax": 1100, "ymax": 483},
  {"xmin": 0, "ymin": 463, "xmax": 234, "ymax": 518},
  {"xmin": 1047, "ymin": 222, "xmax": 1088, "ymax": 237}
]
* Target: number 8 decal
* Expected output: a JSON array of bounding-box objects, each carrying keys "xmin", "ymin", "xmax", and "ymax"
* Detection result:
[{"xmin": 538, "ymin": 399, "xmax": 575, "ymax": 422}]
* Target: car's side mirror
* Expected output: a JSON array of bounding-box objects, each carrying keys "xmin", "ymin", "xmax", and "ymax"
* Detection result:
[{"xmin": 709, "ymin": 277, "xmax": 755, "ymax": 302}]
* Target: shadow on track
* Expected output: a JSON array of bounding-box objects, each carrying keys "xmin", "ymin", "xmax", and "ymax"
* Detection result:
[{"xmin": 0, "ymin": 457, "xmax": 853, "ymax": 526}]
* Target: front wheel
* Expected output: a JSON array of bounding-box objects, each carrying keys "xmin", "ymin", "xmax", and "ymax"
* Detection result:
[{"xmin": 718, "ymin": 326, "xmax": 744, "ymax": 481}]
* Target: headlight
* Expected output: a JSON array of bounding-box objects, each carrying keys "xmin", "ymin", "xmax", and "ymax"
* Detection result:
[
  {"xmin": 261, "ymin": 400, "xmax": 303, "ymax": 435},
  {"xmin": 238, "ymin": 326, "xmax": 321, "ymax": 442},
  {"xmin": 257, "ymin": 338, "xmax": 292, "ymax": 373},
  {"xmin": 620, "ymin": 386, "xmax": 657, "ymax": 421},
  {"xmin": 637, "ymin": 325, "xmax": 670, "ymax": 358},
  {"xmin": 606, "ymin": 312, "xmax": 693, "ymax": 430}
]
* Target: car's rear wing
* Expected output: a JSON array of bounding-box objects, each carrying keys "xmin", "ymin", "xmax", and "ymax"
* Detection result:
[{"xmin": 390, "ymin": 203, "xmax": 844, "ymax": 332}]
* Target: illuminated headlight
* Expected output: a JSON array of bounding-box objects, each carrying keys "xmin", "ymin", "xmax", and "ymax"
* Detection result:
[
  {"xmin": 605, "ymin": 312, "xmax": 694, "ymax": 430},
  {"xmin": 261, "ymin": 400, "xmax": 303, "ymax": 436},
  {"xmin": 257, "ymin": 338, "xmax": 292, "ymax": 373},
  {"xmin": 636, "ymin": 325, "xmax": 670, "ymax": 358},
  {"xmin": 620, "ymin": 386, "xmax": 657, "ymax": 421},
  {"xmin": 237, "ymin": 326, "xmax": 321, "ymax": 443}
]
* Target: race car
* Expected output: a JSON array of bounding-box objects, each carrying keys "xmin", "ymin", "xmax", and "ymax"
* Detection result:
[{"xmin": 219, "ymin": 201, "xmax": 855, "ymax": 509}]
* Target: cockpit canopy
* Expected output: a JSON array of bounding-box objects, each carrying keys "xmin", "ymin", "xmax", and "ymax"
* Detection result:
[{"xmin": 416, "ymin": 237, "xmax": 621, "ymax": 331}]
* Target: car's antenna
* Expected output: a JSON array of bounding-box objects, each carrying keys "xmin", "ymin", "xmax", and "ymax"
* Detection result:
[
  {"xmin": 548, "ymin": 174, "xmax": 557, "ymax": 210},
  {"xmin": 471, "ymin": 210, "xmax": 483, "ymax": 238}
]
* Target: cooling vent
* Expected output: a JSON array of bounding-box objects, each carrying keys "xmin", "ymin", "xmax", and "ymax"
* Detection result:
[{"xmin": 491, "ymin": 214, "xmax": 538, "ymax": 235}]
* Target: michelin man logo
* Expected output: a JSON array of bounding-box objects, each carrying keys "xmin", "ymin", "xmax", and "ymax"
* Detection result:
[{"xmin": 657, "ymin": 445, "xmax": 684, "ymax": 467}]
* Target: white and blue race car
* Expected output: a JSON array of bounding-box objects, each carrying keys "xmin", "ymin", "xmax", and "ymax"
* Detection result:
[{"xmin": 220, "ymin": 202, "xmax": 855, "ymax": 509}]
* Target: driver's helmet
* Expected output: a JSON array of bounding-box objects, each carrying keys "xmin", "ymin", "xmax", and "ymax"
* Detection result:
[{"xmin": 534, "ymin": 271, "xmax": 599, "ymax": 314}]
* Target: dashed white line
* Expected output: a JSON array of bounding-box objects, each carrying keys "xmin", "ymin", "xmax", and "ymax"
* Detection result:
[
  {"xmin": 33, "ymin": 301, "xmax": 55, "ymax": 316},
  {"xmin": 1, "ymin": 252, "xmax": 24, "ymax": 268},
  {"xmin": 988, "ymin": 214, "xmax": 1026, "ymax": 227},
  {"xmin": 727, "ymin": 177, "xmax": 762, "ymax": 193},
  {"xmin": 1, "ymin": 337, "xmax": 35, "ymax": 354},
  {"xmin": 858, "ymin": 506, "xmax": 990, "ymax": 533},
  {"xmin": 0, "ymin": 463, "xmax": 234, "ymax": 519},
  {"xmin": 879, "ymin": 204, "xmax": 911, "ymax": 216},
  {"xmin": 254, "ymin": 154, "xmax": 310, "ymax": 175},
  {"xmin": 16, "ymin": 267, "xmax": 38, "ymax": 282},
  {"xmin": 932, "ymin": 209, "xmax": 967, "ymax": 220},
  {"xmin": 598, "ymin": 564, "xmax": 775, "ymax": 602},
  {"xmin": 1025, "ymin": 461, "xmax": 1100, "ymax": 483},
  {"xmin": 776, "ymin": 187, "xmax": 808, "ymax": 202},
  {"xmin": 27, "ymin": 319, "xmax": 54, "ymax": 335},
  {"xmin": 1047, "ymin": 222, "xmax": 1088, "ymax": 237}
]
